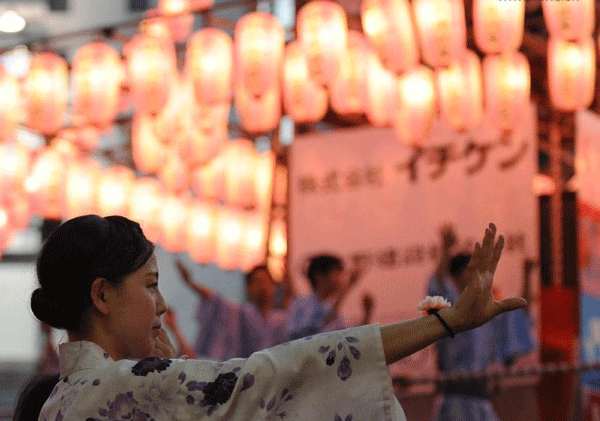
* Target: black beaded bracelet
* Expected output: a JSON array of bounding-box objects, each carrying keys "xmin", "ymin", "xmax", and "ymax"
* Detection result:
[{"xmin": 427, "ymin": 308, "xmax": 455, "ymax": 338}]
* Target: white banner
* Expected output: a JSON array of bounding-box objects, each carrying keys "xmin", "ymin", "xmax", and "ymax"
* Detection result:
[{"xmin": 289, "ymin": 105, "xmax": 538, "ymax": 377}]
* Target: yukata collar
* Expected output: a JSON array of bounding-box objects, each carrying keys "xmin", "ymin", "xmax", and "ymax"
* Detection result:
[{"xmin": 59, "ymin": 341, "xmax": 114, "ymax": 378}]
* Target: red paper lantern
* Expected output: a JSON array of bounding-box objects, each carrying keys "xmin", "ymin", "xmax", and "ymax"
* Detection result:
[
  {"xmin": 158, "ymin": 149, "xmax": 190, "ymax": 194},
  {"xmin": 0, "ymin": 66, "xmax": 21, "ymax": 142},
  {"xmin": 474, "ymin": 0, "xmax": 524, "ymax": 53},
  {"xmin": 191, "ymin": 154, "xmax": 225, "ymax": 201},
  {"xmin": 548, "ymin": 37, "xmax": 595, "ymax": 111},
  {"xmin": 24, "ymin": 147, "xmax": 66, "ymax": 219},
  {"xmin": 0, "ymin": 142, "xmax": 30, "ymax": 204},
  {"xmin": 23, "ymin": 52, "xmax": 68, "ymax": 135},
  {"xmin": 224, "ymin": 139, "xmax": 257, "ymax": 208},
  {"xmin": 268, "ymin": 215, "xmax": 287, "ymax": 257},
  {"xmin": 97, "ymin": 165, "xmax": 135, "ymax": 216},
  {"xmin": 483, "ymin": 52, "xmax": 530, "ymax": 131},
  {"xmin": 179, "ymin": 105, "xmax": 227, "ymax": 168},
  {"xmin": 361, "ymin": 0, "xmax": 419, "ymax": 73},
  {"xmin": 330, "ymin": 31, "xmax": 369, "ymax": 116},
  {"xmin": 254, "ymin": 151, "xmax": 275, "ymax": 211},
  {"xmin": 241, "ymin": 211, "xmax": 268, "ymax": 271},
  {"xmin": 158, "ymin": 0, "xmax": 195, "ymax": 42},
  {"xmin": 297, "ymin": 0, "xmax": 348, "ymax": 86},
  {"xmin": 159, "ymin": 195, "xmax": 188, "ymax": 253},
  {"xmin": 234, "ymin": 87, "xmax": 281, "ymax": 134},
  {"xmin": 186, "ymin": 28, "xmax": 233, "ymax": 105},
  {"xmin": 215, "ymin": 207, "xmax": 244, "ymax": 270},
  {"xmin": 186, "ymin": 200, "xmax": 216, "ymax": 264},
  {"xmin": 365, "ymin": 52, "xmax": 398, "ymax": 127},
  {"xmin": 394, "ymin": 66, "xmax": 437, "ymax": 146},
  {"xmin": 436, "ymin": 49, "xmax": 483, "ymax": 132},
  {"xmin": 63, "ymin": 156, "xmax": 100, "ymax": 218},
  {"xmin": 129, "ymin": 178, "xmax": 165, "ymax": 243},
  {"xmin": 412, "ymin": 0, "xmax": 467, "ymax": 67},
  {"xmin": 125, "ymin": 33, "xmax": 177, "ymax": 115},
  {"xmin": 282, "ymin": 41, "xmax": 328, "ymax": 124},
  {"xmin": 542, "ymin": 0, "xmax": 594, "ymax": 41},
  {"xmin": 72, "ymin": 42, "xmax": 124, "ymax": 129},
  {"xmin": 132, "ymin": 114, "xmax": 168, "ymax": 174},
  {"xmin": 234, "ymin": 12, "xmax": 284, "ymax": 97}
]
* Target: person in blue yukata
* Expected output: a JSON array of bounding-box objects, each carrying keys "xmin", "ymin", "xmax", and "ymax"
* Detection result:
[
  {"xmin": 286, "ymin": 253, "xmax": 375, "ymax": 340},
  {"xmin": 427, "ymin": 225, "xmax": 534, "ymax": 421},
  {"xmin": 176, "ymin": 260, "xmax": 293, "ymax": 360}
]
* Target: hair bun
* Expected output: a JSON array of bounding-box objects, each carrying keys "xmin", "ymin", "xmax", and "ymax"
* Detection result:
[{"xmin": 31, "ymin": 288, "xmax": 78, "ymax": 331}]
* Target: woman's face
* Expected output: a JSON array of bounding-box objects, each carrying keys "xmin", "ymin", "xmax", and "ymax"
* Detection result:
[{"xmin": 108, "ymin": 252, "xmax": 166, "ymax": 359}]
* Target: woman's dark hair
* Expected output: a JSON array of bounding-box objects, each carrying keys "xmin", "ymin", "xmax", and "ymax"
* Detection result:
[
  {"xmin": 245, "ymin": 265, "xmax": 271, "ymax": 286},
  {"xmin": 13, "ymin": 374, "xmax": 60, "ymax": 421},
  {"xmin": 306, "ymin": 254, "xmax": 344, "ymax": 289},
  {"xmin": 31, "ymin": 215, "xmax": 154, "ymax": 333},
  {"xmin": 449, "ymin": 253, "xmax": 472, "ymax": 278}
]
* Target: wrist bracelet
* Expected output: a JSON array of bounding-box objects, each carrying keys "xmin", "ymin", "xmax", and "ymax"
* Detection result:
[{"xmin": 427, "ymin": 308, "xmax": 455, "ymax": 338}]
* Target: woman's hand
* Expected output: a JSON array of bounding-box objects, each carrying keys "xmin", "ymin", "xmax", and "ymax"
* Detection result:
[
  {"xmin": 152, "ymin": 328, "xmax": 177, "ymax": 359},
  {"xmin": 444, "ymin": 223, "xmax": 527, "ymax": 334}
]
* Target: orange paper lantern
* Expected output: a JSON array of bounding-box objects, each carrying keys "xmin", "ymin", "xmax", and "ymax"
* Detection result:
[
  {"xmin": 394, "ymin": 66, "xmax": 437, "ymax": 146},
  {"xmin": 241, "ymin": 211, "xmax": 268, "ymax": 271},
  {"xmin": 159, "ymin": 195, "xmax": 188, "ymax": 253},
  {"xmin": 483, "ymin": 52, "xmax": 530, "ymax": 131},
  {"xmin": 24, "ymin": 148, "xmax": 66, "ymax": 219},
  {"xmin": 158, "ymin": 149, "xmax": 190, "ymax": 194},
  {"xmin": 186, "ymin": 28, "xmax": 233, "ymax": 105},
  {"xmin": 365, "ymin": 52, "xmax": 398, "ymax": 127},
  {"xmin": 97, "ymin": 165, "xmax": 135, "ymax": 216},
  {"xmin": 549, "ymin": 37, "xmax": 595, "ymax": 111},
  {"xmin": 268, "ymin": 216, "xmax": 287, "ymax": 257},
  {"xmin": 297, "ymin": 0, "xmax": 348, "ymax": 86},
  {"xmin": 234, "ymin": 12, "xmax": 284, "ymax": 97},
  {"xmin": 72, "ymin": 42, "xmax": 124, "ymax": 129},
  {"xmin": 191, "ymin": 154, "xmax": 225, "ymax": 201},
  {"xmin": 254, "ymin": 151, "xmax": 275, "ymax": 211},
  {"xmin": 234, "ymin": 88, "xmax": 281, "ymax": 134},
  {"xmin": 473, "ymin": 0, "xmax": 524, "ymax": 53},
  {"xmin": 132, "ymin": 114, "xmax": 168, "ymax": 174},
  {"xmin": 125, "ymin": 33, "xmax": 177, "ymax": 115},
  {"xmin": 412, "ymin": 0, "xmax": 467, "ymax": 67},
  {"xmin": 0, "ymin": 66, "xmax": 21, "ymax": 141},
  {"xmin": 0, "ymin": 142, "xmax": 30, "ymax": 203},
  {"xmin": 224, "ymin": 139, "xmax": 257, "ymax": 208},
  {"xmin": 282, "ymin": 41, "xmax": 328, "ymax": 124},
  {"xmin": 215, "ymin": 207, "xmax": 244, "ymax": 270},
  {"xmin": 436, "ymin": 49, "xmax": 483, "ymax": 132},
  {"xmin": 158, "ymin": 0, "xmax": 195, "ymax": 42},
  {"xmin": 542, "ymin": 0, "xmax": 594, "ymax": 41},
  {"xmin": 129, "ymin": 178, "xmax": 165, "ymax": 243},
  {"xmin": 63, "ymin": 156, "xmax": 100, "ymax": 218},
  {"xmin": 186, "ymin": 200, "xmax": 216, "ymax": 264},
  {"xmin": 361, "ymin": 0, "xmax": 419, "ymax": 73},
  {"xmin": 23, "ymin": 52, "xmax": 68, "ymax": 135}
]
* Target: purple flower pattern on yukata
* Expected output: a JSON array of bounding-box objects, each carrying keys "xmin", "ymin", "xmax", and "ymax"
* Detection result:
[
  {"xmin": 131, "ymin": 357, "xmax": 172, "ymax": 376},
  {"xmin": 256, "ymin": 386, "xmax": 295, "ymax": 420},
  {"xmin": 85, "ymin": 391, "xmax": 155, "ymax": 421},
  {"xmin": 318, "ymin": 335, "xmax": 361, "ymax": 381},
  {"xmin": 334, "ymin": 414, "xmax": 353, "ymax": 421}
]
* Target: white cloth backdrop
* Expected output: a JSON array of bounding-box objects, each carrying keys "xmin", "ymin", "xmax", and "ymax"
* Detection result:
[{"xmin": 289, "ymin": 105, "xmax": 538, "ymax": 377}]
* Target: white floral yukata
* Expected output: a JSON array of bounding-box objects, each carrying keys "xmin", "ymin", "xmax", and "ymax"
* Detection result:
[{"xmin": 40, "ymin": 324, "xmax": 406, "ymax": 421}]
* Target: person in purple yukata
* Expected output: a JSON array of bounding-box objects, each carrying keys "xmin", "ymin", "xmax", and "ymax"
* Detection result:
[
  {"xmin": 286, "ymin": 254, "xmax": 375, "ymax": 340},
  {"xmin": 176, "ymin": 260, "xmax": 293, "ymax": 360},
  {"xmin": 427, "ymin": 225, "xmax": 534, "ymax": 421}
]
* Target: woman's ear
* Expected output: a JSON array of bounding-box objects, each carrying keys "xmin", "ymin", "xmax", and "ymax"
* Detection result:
[{"xmin": 90, "ymin": 277, "xmax": 111, "ymax": 316}]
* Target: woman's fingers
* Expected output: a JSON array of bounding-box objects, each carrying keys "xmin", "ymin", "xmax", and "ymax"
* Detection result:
[
  {"xmin": 495, "ymin": 297, "xmax": 527, "ymax": 315},
  {"xmin": 490, "ymin": 235, "xmax": 504, "ymax": 275}
]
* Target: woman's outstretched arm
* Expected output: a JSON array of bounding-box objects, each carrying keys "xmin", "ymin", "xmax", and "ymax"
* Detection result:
[{"xmin": 381, "ymin": 224, "xmax": 527, "ymax": 365}]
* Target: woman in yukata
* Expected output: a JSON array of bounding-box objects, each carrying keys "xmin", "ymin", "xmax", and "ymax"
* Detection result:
[{"xmin": 31, "ymin": 214, "xmax": 526, "ymax": 421}]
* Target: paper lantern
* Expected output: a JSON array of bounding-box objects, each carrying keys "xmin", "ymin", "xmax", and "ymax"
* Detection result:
[
  {"xmin": 548, "ymin": 37, "xmax": 595, "ymax": 112},
  {"xmin": 24, "ymin": 148, "xmax": 65, "ymax": 219},
  {"xmin": 282, "ymin": 41, "xmax": 328, "ymax": 124},
  {"xmin": 297, "ymin": 0, "xmax": 348, "ymax": 86},
  {"xmin": 186, "ymin": 28, "xmax": 233, "ymax": 105},
  {"xmin": 215, "ymin": 207, "xmax": 244, "ymax": 270},
  {"xmin": 58, "ymin": 126, "xmax": 101, "ymax": 151},
  {"xmin": 241, "ymin": 211, "xmax": 268, "ymax": 271},
  {"xmin": 125, "ymin": 33, "xmax": 177, "ymax": 115},
  {"xmin": 72, "ymin": 42, "xmax": 124, "ymax": 129},
  {"xmin": 473, "ymin": 0, "xmax": 524, "ymax": 53},
  {"xmin": 7, "ymin": 192, "xmax": 31, "ymax": 231},
  {"xmin": 0, "ymin": 66, "xmax": 21, "ymax": 141},
  {"xmin": 365, "ymin": 53, "xmax": 398, "ymax": 127},
  {"xmin": 23, "ymin": 52, "xmax": 68, "ymax": 135},
  {"xmin": 254, "ymin": 151, "xmax": 275, "ymax": 211},
  {"xmin": 0, "ymin": 208, "xmax": 12, "ymax": 251},
  {"xmin": 139, "ymin": 17, "xmax": 171, "ymax": 39},
  {"xmin": 179, "ymin": 107, "xmax": 227, "ymax": 168},
  {"xmin": 394, "ymin": 66, "xmax": 436, "ymax": 146},
  {"xmin": 234, "ymin": 12, "xmax": 284, "ymax": 97},
  {"xmin": 132, "ymin": 114, "xmax": 167, "ymax": 174},
  {"xmin": 412, "ymin": 0, "xmax": 467, "ymax": 67},
  {"xmin": 191, "ymin": 154, "xmax": 225, "ymax": 201},
  {"xmin": 186, "ymin": 200, "xmax": 216, "ymax": 264},
  {"xmin": 224, "ymin": 139, "xmax": 256, "ymax": 208},
  {"xmin": 63, "ymin": 156, "xmax": 100, "ymax": 218},
  {"xmin": 483, "ymin": 52, "xmax": 530, "ymax": 131},
  {"xmin": 273, "ymin": 163, "xmax": 287, "ymax": 207},
  {"xmin": 159, "ymin": 195, "xmax": 188, "ymax": 253},
  {"xmin": 152, "ymin": 78, "xmax": 185, "ymax": 145},
  {"xmin": 436, "ymin": 49, "xmax": 483, "ymax": 132},
  {"xmin": 129, "ymin": 178, "xmax": 165, "ymax": 243},
  {"xmin": 0, "ymin": 142, "xmax": 30, "ymax": 203},
  {"xmin": 330, "ymin": 31, "xmax": 369, "ymax": 116},
  {"xmin": 542, "ymin": 0, "xmax": 593, "ymax": 41},
  {"xmin": 158, "ymin": 149, "xmax": 190, "ymax": 194},
  {"xmin": 158, "ymin": 0, "xmax": 195, "ymax": 42},
  {"xmin": 269, "ymin": 216, "xmax": 287, "ymax": 256},
  {"xmin": 360, "ymin": 0, "xmax": 419, "ymax": 73},
  {"xmin": 234, "ymin": 88, "xmax": 281, "ymax": 134},
  {"xmin": 97, "ymin": 165, "xmax": 135, "ymax": 216}
]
